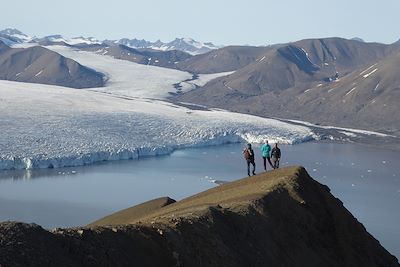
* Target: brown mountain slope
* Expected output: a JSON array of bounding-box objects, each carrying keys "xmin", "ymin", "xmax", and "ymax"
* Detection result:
[
  {"xmin": 1, "ymin": 167, "xmax": 398, "ymax": 267},
  {"xmin": 177, "ymin": 45, "xmax": 269, "ymax": 73},
  {"xmin": 91, "ymin": 197, "xmax": 176, "ymax": 226},
  {"xmin": 0, "ymin": 41, "xmax": 105, "ymax": 88},
  {"xmin": 178, "ymin": 38, "xmax": 400, "ymax": 134}
]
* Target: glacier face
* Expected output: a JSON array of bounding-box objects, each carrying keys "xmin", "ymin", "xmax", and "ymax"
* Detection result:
[{"xmin": 0, "ymin": 47, "xmax": 317, "ymax": 170}]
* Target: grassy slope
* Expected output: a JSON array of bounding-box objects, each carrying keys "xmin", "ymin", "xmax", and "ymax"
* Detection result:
[{"xmin": 91, "ymin": 166, "xmax": 313, "ymax": 226}]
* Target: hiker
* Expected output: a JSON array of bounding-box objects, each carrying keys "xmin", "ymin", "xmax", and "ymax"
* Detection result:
[
  {"xmin": 271, "ymin": 143, "xmax": 281, "ymax": 169},
  {"xmin": 261, "ymin": 140, "xmax": 273, "ymax": 171},
  {"xmin": 243, "ymin": 143, "xmax": 256, "ymax": 176}
]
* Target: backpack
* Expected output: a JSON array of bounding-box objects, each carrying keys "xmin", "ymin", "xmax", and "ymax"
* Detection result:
[{"xmin": 243, "ymin": 148, "xmax": 251, "ymax": 160}]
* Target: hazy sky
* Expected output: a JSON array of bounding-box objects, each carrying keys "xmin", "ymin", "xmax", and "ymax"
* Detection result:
[{"xmin": 2, "ymin": 0, "xmax": 399, "ymax": 45}]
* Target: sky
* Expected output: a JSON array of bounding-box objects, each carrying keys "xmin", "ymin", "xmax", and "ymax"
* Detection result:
[{"xmin": 1, "ymin": 0, "xmax": 399, "ymax": 45}]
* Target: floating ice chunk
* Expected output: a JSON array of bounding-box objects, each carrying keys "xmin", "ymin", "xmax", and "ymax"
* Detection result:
[{"xmin": 367, "ymin": 170, "xmax": 372, "ymax": 173}]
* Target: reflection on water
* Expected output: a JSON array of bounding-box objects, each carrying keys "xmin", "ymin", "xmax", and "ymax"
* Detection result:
[{"xmin": 0, "ymin": 142, "xmax": 399, "ymax": 258}]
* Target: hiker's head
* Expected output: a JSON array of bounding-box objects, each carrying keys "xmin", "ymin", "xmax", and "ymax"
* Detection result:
[
  {"xmin": 247, "ymin": 143, "xmax": 252, "ymax": 148},
  {"xmin": 265, "ymin": 140, "xmax": 268, "ymax": 144},
  {"xmin": 275, "ymin": 143, "xmax": 278, "ymax": 148}
]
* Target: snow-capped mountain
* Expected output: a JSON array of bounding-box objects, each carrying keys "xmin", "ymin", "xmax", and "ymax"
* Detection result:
[
  {"xmin": 106, "ymin": 37, "xmax": 219, "ymax": 55},
  {"xmin": 35, "ymin": 35, "xmax": 101, "ymax": 46},
  {"xmin": 0, "ymin": 28, "xmax": 34, "ymax": 45},
  {"xmin": 0, "ymin": 28, "xmax": 219, "ymax": 54}
]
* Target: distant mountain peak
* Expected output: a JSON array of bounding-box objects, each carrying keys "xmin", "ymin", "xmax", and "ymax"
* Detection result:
[
  {"xmin": 0, "ymin": 28, "xmax": 33, "ymax": 44},
  {"xmin": 0, "ymin": 28, "xmax": 25, "ymax": 36},
  {"xmin": 0, "ymin": 28, "xmax": 219, "ymax": 55},
  {"xmin": 111, "ymin": 36, "xmax": 219, "ymax": 55}
]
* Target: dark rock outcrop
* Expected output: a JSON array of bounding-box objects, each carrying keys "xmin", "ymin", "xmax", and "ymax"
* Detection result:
[{"xmin": 0, "ymin": 167, "xmax": 398, "ymax": 267}]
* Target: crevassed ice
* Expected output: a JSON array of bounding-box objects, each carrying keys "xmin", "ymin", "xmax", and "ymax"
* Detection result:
[
  {"xmin": 0, "ymin": 82, "xmax": 316, "ymax": 170},
  {"xmin": 0, "ymin": 45, "xmax": 317, "ymax": 170},
  {"xmin": 0, "ymin": 110, "xmax": 315, "ymax": 170}
]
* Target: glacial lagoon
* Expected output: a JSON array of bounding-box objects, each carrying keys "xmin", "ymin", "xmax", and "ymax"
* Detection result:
[{"xmin": 0, "ymin": 142, "xmax": 399, "ymax": 258}]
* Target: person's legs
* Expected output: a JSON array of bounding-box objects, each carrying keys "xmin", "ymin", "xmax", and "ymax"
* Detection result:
[
  {"xmin": 251, "ymin": 161, "xmax": 256, "ymax": 175},
  {"xmin": 272, "ymin": 157, "xmax": 277, "ymax": 169},
  {"xmin": 247, "ymin": 160, "xmax": 251, "ymax": 176},
  {"xmin": 267, "ymin": 157, "xmax": 273, "ymax": 169},
  {"xmin": 276, "ymin": 159, "xmax": 280, "ymax": 169},
  {"xmin": 263, "ymin": 157, "xmax": 266, "ymax": 171}
]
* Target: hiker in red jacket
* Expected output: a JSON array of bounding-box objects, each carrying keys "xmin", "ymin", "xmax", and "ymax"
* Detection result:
[{"xmin": 243, "ymin": 143, "xmax": 256, "ymax": 176}]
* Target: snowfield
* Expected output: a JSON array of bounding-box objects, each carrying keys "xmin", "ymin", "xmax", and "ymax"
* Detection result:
[
  {"xmin": 0, "ymin": 47, "xmax": 316, "ymax": 170},
  {"xmin": 47, "ymin": 45, "xmax": 193, "ymax": 99}
]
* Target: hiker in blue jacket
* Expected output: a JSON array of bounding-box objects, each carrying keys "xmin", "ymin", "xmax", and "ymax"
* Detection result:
[{"xmin": 261, "ymin": 140, "xmax": 273, "ymax": 171}]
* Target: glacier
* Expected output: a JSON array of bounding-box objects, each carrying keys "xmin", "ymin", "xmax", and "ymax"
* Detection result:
[{"xmin": 0, "ymin": 46, "xmax": 317, "ymax": 170}]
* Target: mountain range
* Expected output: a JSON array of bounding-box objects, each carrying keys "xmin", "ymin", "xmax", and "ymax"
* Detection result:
[
  {"xmin": 1, "ymin": 27, "xmax": 400, "ymax": 135},
  {"xmin": 177, "ymin": 38, "xmax": 400, "ymax": 135},
  {"xmin": 0, "ymin": 28, "xmax": 219, "ymax": 55}
]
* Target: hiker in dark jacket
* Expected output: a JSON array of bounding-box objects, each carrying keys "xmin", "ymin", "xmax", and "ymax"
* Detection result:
[
  {"xmin": 243, "ymin": 143, "xmax": 256, "ymax": 176},
  {"xmin": 271, "ymin": 143, "xmax": 281, "ymax": 169}
]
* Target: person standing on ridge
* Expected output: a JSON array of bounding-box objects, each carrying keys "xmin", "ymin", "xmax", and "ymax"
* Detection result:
[
  {"xmin": 261, "ymin": 140, "xmax": 273, "ymax": 171},
  {"xmin": 271, "ymin": 143, "xmax": 281, "ymax": 169},
  {"xmin": 243, "ymin": 143, "xmax": 256, "ymax": 176}
]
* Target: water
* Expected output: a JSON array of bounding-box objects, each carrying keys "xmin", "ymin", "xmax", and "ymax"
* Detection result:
[{"xmin": 0, "ymin": 142, "xmax": 399, "ymax": 258}]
